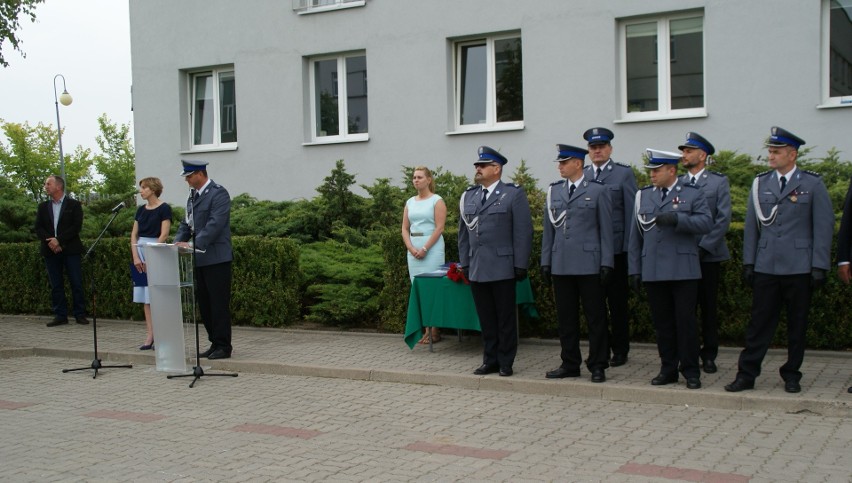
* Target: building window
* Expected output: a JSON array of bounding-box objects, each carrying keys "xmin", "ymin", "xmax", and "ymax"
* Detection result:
[
  {"xmin": 822, "ymin": 0, "xmax": 852, "ymax": 106},
  {"xmin": 189, "ymin": 68, "xmax": 237, "ymax": 149},
  {"xmin": 619, "ymin": 13, "xmax": 705, "ymax": 121},
  {"xmin": 453, "ymin": 34, "xmax": 523, "ymax": 132},
  {"xmin": 293, "ymin": 0, "xmax": 365, "ymax": 14},
  {"xmin": 309, "ymin": 53, "xmax": 368, "ymax": 142}
]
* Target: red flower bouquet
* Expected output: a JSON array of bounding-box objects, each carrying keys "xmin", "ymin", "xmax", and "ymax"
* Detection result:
[{"xmin": 446, "ymin": 262, "xmax": 469, "ymax": 284}]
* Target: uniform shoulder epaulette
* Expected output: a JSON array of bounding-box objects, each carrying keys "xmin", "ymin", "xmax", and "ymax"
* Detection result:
[
  {"xmin": 589, "ymin": 179, "xmax": 605, "ymax": 185},
  {"xmin": 801, "ymin": 170, "xmax": 821, "ymax": 177},
  {"xmin": 549, "ymin": 179, "xmax": 566, "ymax": 186},
  {"xmin": 708, "ymin": 170, "xmax": 726, "ymax": 177},
  {"xmin": 465, "ymin": 184, "xmax": 478, "ymax": 192},
  {"xmin": 756, "ymin": 170, "xmax": 773, "ymax": 178},
  {"xmin": 682, "ymin": 183, "xmax": 700, "ymax": 190},
  {"xmin": 504, "ymin": 182, "xmax": 521, "ymax": 189},
  {"xmin": 640, "ymin": 185, "xmax": 654, "ymax": 191},
  {"xmin": 614, "ymin": 162, "xmax": 631, "ymax": 168},
  {"xmin": 583, "ymin": 164, "xmax": 591, "ymax": 170}
]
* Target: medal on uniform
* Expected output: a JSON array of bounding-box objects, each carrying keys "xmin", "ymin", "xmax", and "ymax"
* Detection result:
[{"xmin": 790, "ymin": 195, "xmax": 797, "ymax": 203}]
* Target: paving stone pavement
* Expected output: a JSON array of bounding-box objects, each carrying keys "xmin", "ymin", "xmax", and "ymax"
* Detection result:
[{"xmin": 1, "ymin": 314, "xmax": 851, "ymax": 481}]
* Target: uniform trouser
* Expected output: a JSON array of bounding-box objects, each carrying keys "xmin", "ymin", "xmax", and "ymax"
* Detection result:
[
  {"xmin": 736, "ymin": 272, "xmax": 811, "ymax": 383},
  {"xmin": 44, "ymin": 253, "xmax": 86, "ymax": 319},
  {"xmin": 195, "ymin": 261, "xmax": 233, "ymax": 353},
  {"xmin": 552, "ymin": 274, "xmax": 609, "ymax": 371},
  {"xmin": 644, "ymin": 280, "xmax": 700, "ymax": 379},
  {"xmin": 697, "ymin": 261, "xmax": 721, "ymax": 361},
  {"xmin": 470, "ymin": 278, "xmax": 517, "ymax": 369},
  {"xmin": 605, "ymin": 252, "xmax": 630, "ymax": 357}
]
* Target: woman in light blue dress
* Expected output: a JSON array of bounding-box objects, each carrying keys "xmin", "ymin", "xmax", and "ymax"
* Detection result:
[{"xmin": 402, "ymin": 166, "xmax": 447, "ymax": 343}]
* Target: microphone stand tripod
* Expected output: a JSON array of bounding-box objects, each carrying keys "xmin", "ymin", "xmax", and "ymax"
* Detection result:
[
  {"xmin": 63, "ymin": 206, "xmax": 133, "ymax": 378},
  {"xmin": 168, "ymin": 190, "xmax": 237, "ymax": 388}
]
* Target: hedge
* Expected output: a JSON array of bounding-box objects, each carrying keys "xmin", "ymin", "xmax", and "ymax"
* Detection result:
[
  {"xmin": 1, "ymin": 236, "xmax": 301, "ymax": 327},
  {"xmin": 378, "ymin": 226, "xmax": 852, "ymax": 350}
]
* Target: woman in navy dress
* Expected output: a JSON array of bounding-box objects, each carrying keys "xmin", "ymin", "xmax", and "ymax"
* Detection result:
[{"xmin": 130, "ymin": 177, "xmax": 172, "ymax": 350}]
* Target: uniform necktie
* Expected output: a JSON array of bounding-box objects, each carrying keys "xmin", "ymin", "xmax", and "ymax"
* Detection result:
[
  {"xmin": 661, "ymin": 187, "xmax": 669, "ymax": 201},
  {"xmin": 690, "ymin": 176, "xmax": 697, "ymax": 186},
  {"xmin": 595, "ymin": 167, "xmax": 602, "ymax": 180},
  {"xmin": 568, "ymin": 184, "xmax": 576, "ymax": 199},
  {"xmin": 780, "ymin": 175, "xmax": 787, "ymax": 191},
  {"xmin": 481, "ymin": 188, "xmax": 488, "ymax": 205},
  {"xmin": 192, "ymin": 189, "xmax": 200, "ymax": 202}
]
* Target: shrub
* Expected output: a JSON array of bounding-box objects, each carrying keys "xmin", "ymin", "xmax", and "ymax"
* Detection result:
[{"xmin": 0, "ymin": 236, "xmax": 301, "ymax": 327}]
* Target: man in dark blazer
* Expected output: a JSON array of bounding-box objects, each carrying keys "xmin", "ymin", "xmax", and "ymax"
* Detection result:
[
  {"xmin": 839, "ymin": 176, "xmax": 852, "ymax": 394},
  {"xmin": 541, "ymin": 144, "xmax": 613, "ymax": 383},
  {"xmin": 628, "ymin": 149, "xmax": 712, "ymax": 389},
  {"xmin": 34, "ymin": 175, "xmax": 88, "ymax": 327},
  {"xmin": 727, "ymin": 127, "xmax": 833, "ymax": 394},
  {"xmin": 583, "ymin": 127, "xmax": 637, "ymax": 367},
  {"xmin": 459, "ymin": 146, "xmax": 533, "ymax": 377},
  {"xmin": 678, "ymin": 132, "xmax": 731, "ymax": 374},
  {"xmin": 174, "ymin": 160, "xmax": 234, "ymax": 360}
]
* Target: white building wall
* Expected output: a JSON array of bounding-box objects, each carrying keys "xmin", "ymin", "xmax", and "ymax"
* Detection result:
[{"xmin": 129, "ymin": 0, "xmax": 852, "ymax": 204}]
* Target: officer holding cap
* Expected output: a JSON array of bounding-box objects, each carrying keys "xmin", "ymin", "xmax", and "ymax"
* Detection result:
[
  {"xmin": 628, "ymin": 149, "xmax": 712, "ymax": 389},
  {"xmin": 726, "ymin": 127, "xmax": 833, "ymax": 393},
  {"xmin": 583, "ymin": 127, "xmax": 638, "ymax": 367},
  {"xmin": 459, "ymin": 146, "xmax": 533, "ymax": 377},
  {"xmin": 174, "ymin": 160, "xmax": 234, "ymax": 360},
  {"xmin": 541, "ymin": 144, "xmax": 613, "ymax": 383},
  {"xmin": 677, "ymin": 132, "xmax": 731, "ymax": 374}
]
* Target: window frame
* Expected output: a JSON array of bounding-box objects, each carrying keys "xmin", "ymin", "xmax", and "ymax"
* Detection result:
[
  {"xmin": 306, "ymin": 52, "xmax": 369, "ymax": 145},
  {"xmin": 293, "ymin": 0, "xmax": 366, "ymax": 15},
  {"xmin": 449, "ymin": 32, "xmax": 524, "ymax": 135},
  {"xmin": 819, "ymin": 0, "xmax": 852, "ymax": 108},
  {"xmin": 617, "ymin": 11, "xmax": 707, "ymax": 123},
  {"xmin": 187, "ymin": 67, "xmax": 238, "ymax": 151}
]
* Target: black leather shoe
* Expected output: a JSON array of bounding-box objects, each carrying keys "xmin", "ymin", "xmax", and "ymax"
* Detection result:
[
  {"xmin": 207, "ymin": 348, "xmax": 231, "ymax": 360},
  {"xmin": 651, "ymin": 373, "xmax": 678, "ymax": 386},
  {"xmin": 199, "ymin": 346, "xmax": 215, "ymax": 358},
  {"xmin": 473, "ymin": 364, "xmax": 499, "ymax": 375},
  {"xmin": 499, "ymin": 367, "xmax": 513, "ymax": 377},
  {"xmin": 686, "ymin": 377, "xmax": 701, "ymax": 389},
  {"xmin": 724, "ymin": 378, "xmax": 755, "ymax": 392},
  {"xmin": 701, "ymin": 359, "xmax": 717, "ymax": 374},
  {"xmin": 75, "ymin": 316, "xmax": 90, "ymax": 325},
  {"xmin": 610, "ymin": 354, "xmax": 628, "ymax": 367},
  {"xmin": 591, "ymin": 369, "xmax": 606, "ymax": 383},
  {"xmin": 545, "ymin": 367, "xmax": 581, "ymax": 379},
  {"xmin": 848, "ymin": 386, "xmax": 851, "ymax": 393},
  {"xmin": 46, "ymin": 317, "xmax": 68, "ymax": 327},
  {"xmin": 784, "ymin": 380, "xmax": 801, "ymax": 393}
]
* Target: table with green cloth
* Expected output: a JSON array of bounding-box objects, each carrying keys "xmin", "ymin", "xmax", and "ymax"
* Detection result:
[{"xmin": 404, "ymin": 276, "xmax": 538, "ymax": 349}]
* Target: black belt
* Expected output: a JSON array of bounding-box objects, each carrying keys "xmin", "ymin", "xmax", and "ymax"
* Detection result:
[{"xmin": 410, "ymin": 232, "xmax": 425, "ymax": 237}]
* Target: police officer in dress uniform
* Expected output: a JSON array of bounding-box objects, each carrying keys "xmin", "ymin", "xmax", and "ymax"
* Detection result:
[
  {"xmin": 541, "ymin": 144, "xmax": 614, "ymax": 383},
  {"xmin": 677, "ymin": 132, "xmax": 731, "ymax": 374},
  {"xmin": 628, "ymin": 149, "xmax": 712, "ymax": 389},
  {"xmin": 459, "ymin": 146, "xmax": 533, "ymax": 377},
  {"xmin": 726, "ymin": 127, "xmax": 833, "ymax": 393},
  {"xmin": 836, "ymin": 175, "xmax": 852, "ymax": 394},
  {"xmin": 583, "ymin": 127, "xmax": 638, "ymax": 367},
  {"xmin": 174, "ymin": 160, "xmax": 235, "ymax": 360}
]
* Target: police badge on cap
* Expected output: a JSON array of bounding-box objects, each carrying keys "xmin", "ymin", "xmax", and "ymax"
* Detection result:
[{"xmin": 765, "ymin": 126, "xmax": 806, "ymax": 150}]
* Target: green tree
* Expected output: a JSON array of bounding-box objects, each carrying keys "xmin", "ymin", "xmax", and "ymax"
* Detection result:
[
  {"xmin": 92, "ymin": 114, "xmax": 136, "ymax": 197},
  {"xmin": 510, "ymin": 159, "xmax": 544, "ymax": 226},
  {"xmin": 0, "ymin": 176, "xmax": 34, "ymax": 242},
  {"xmin": 0, "ymin": 120, "xmax": 94, "ymax": 200},
  {"xmin": 316, "ymin": 159, "xmax": 363, "ymax": 237},
  {"xmin": 0, "ymin": 0, "xmax": 44, "ymax": 67}
]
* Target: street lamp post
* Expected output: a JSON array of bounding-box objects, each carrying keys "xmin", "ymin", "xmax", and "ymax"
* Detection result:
[{"xmin": 53, "ymin": 74, "xmax": 73, "ymax": 180}]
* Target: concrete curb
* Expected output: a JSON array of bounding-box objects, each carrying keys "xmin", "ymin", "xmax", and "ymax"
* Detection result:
[{"xmin": 7, "ymin": 346, "xmax": 849, "ymax": 418}]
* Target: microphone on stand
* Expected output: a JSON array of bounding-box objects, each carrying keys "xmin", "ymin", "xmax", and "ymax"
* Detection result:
[{"xmin": 111, "ymin": 201, "xmax": 126, "ymax": 213}]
